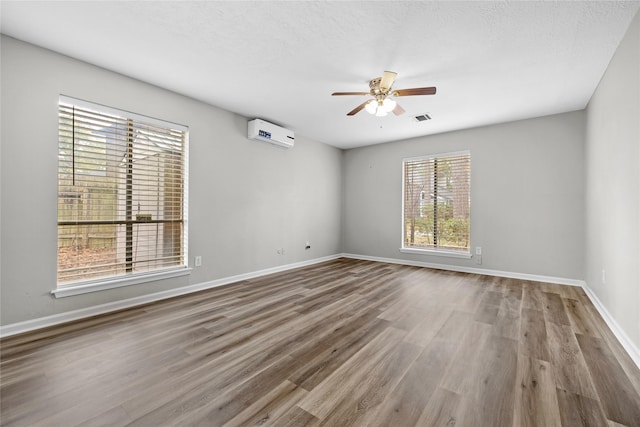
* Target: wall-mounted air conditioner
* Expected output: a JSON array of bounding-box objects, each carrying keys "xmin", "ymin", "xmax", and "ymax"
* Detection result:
[{"xmin": 247, "ymin": 119, "xmax": 295, "ymax": 149}]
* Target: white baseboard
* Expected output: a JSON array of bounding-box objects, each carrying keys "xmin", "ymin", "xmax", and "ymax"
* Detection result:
[
  {"xmin": 341, "ymin": 253, "xmax": 639, "ymax": 369},
  {"xmin": 0, "ymin": 253, "xmax": 584, "ymax": 338},
  {"xmin": 4, "ymin": 253, "xmax": 638, "ymax": 372},
  {"xmin": 340, "ymin": 253, "xmax": 586, "ymax": 287},
  {"xmin": 0, "ymin": 254, "xmax": 342, "ymax": 338},
  {"xmin": 581, "ymin": 284, "xmax": 640, "ymax": 369}
]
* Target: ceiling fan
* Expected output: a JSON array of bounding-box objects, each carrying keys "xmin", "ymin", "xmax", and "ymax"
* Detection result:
[{"xmin": 331, "ymin": 71, "xmax": 436, "ymax": 117}]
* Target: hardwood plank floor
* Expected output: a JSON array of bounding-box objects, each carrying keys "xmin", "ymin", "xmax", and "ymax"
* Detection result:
[{"xmin": 2, "ymin": 258, "xmax": 640, "ymax": 426}]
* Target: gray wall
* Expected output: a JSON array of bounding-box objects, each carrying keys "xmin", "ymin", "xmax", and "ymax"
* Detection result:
[
  {"xmin": 342, "ymin": 111, "xmax": 586, "ymax": 281},
  {"xmin": 0, "ymin": 36, "xmax": 343, "ymax": 325},
  {"xmin": 585, "ymin": 11, "xmax": 640, "ymax": 349}
]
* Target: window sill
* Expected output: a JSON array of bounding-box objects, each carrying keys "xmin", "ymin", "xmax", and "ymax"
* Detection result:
[
  {"xmin": 399, "ymin": 247, "xmax": 472, "ymax": 259},
  {"xmin": 51, "ymin": 267, "xmax": 192, "ymax": 298}
]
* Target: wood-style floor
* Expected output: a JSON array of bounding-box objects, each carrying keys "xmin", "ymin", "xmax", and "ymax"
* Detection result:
[{"xmin": 2, "ymin": 258, "xmax": 640, "ymax": 426}]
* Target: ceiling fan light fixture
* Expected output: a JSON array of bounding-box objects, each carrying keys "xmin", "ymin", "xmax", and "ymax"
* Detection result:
[
  {"xmin": 375, "ymin": 106, "xmax": 388, "ymax": 117},
  {"xmin": 365, "ymin": 99, "xmax": 377, "ymax": 114},
  {"xmin": 365, "ymin": 99, "xmax": 392, "ymax": 116},
  {"xmin": 382, "ymin": 98, "xmax": 396, "ymax": 112}
]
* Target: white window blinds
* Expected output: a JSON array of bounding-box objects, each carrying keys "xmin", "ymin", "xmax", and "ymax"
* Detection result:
[
  {"xmin": 57, "ymin": 97, "xmax": 188, "ymax": 286},
  {"xmin": 403, "ymin": 151, "xmax": 470, "ymax": 253}
]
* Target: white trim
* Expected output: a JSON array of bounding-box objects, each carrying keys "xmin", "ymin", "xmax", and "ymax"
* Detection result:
[
  {"xmin": 400, "ymin": 150, "xmax": 472, "ymax": 262},
  {"xmin": 56, "ymin": 95, "xmax": 190, "ymax": 292},
  {"xmin": 402, "ymin": 150, "xmax": 471, "ymax": 163},
  {"xmin": 3, "ymin": 253, "xmax": 588, "ymax": 338},
  {"xmin": 59, "ymin": 95, "xmax": 188, "ymax": 131},
  {"xmin": 341, "ymin": 253, "xmax": 586, "ymax": 287},
  {"xmin": 4, "ymin": 253, "xmax": 638, "ymax": 372},
  {"xmin": 52, "ymin": 267, "xmax": 193, "ymax": 298},
  {"xmin": 399, "ymin": 247, "xmax": 472, "ymax": 259},
  {"xmin": 581, "ymin": 284, "xmax": 640, "ymax": 369},
  {"xmin": 1, "ymin": 255, "xmax": 341, "ymax": 338},
  {"xmin": 183, "ymin": 129, "xmax": 190, "ymax": 274}
]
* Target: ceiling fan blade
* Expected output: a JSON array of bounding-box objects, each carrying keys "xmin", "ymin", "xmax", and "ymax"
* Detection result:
[
  {"xmin": 380, "ymin": 71, "xmax": 397, "ymax": 92},
  {"xmin": 392, "ymin": 103, "xmax": 405, "ymax": 116},
  {"xmin": 347, "ymin": 100, "xmax": 370, "ymax": 116},
  {"xmin": 392, "ymin": 87, "xmax": 437, "ymax": 96},
  {"xmin": 332, "ymin": 91, "xmax": 370, "ymax": 96}
]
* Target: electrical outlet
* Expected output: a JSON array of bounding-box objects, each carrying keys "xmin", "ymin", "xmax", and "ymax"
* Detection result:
[
  {"xmin": 305, "ymin": 241, "xmax": 311, "ymax": 250},
  {"xmin": 476, "ymin": 254, "xmax": 482, "ymax": 265},
  {"xmin": 476, "ymin": 246, "xmax": 482, "ymax": 255},
  {"xmin": 195, "ymin": 256, "xmax": 202, "ymax": 267}
]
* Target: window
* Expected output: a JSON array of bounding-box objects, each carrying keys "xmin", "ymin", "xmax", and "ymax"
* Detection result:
[
  {"xmin": 57, "ymin": 96, "xmax": 188, "ymax": 290},
  {"xmin": 402, "ymin": 151, "xmax": 470, "ymax": 255}
]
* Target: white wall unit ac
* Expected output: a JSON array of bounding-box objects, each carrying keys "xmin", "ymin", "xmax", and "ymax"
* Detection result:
[{"xmin": 248, "ymin": 119, "xmax": 295, "ymax": 149}]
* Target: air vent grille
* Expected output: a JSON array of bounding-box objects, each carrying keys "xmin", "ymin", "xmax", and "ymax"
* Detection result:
[{"xmin": 414, "ymin": 113, "xmax": 432, "ymax": 122}]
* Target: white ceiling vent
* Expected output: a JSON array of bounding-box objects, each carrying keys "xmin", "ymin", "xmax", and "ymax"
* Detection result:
[{"xmin": 414, "ymin": 113, "xmax": 432, "ymax": 122}]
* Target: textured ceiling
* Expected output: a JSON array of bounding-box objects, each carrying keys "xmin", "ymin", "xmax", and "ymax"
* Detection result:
[{"xmin": 1, "ymin": 1, "xmax": 639, "ymax": 149}]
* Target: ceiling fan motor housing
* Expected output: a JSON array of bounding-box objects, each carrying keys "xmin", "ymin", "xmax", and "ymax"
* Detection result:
[{"xmin": 369, "ymin": 77, "xmax": 385, "ymax": 95}]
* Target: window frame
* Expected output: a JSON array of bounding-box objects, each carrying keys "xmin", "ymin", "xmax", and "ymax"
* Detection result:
[
  {"xmin": 400, "ymin": 150, "xmax": 472, "ymax": 259},
  {"xmin": 53, "ymin": 96, "xmax": 190, "ymax": 298}
]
